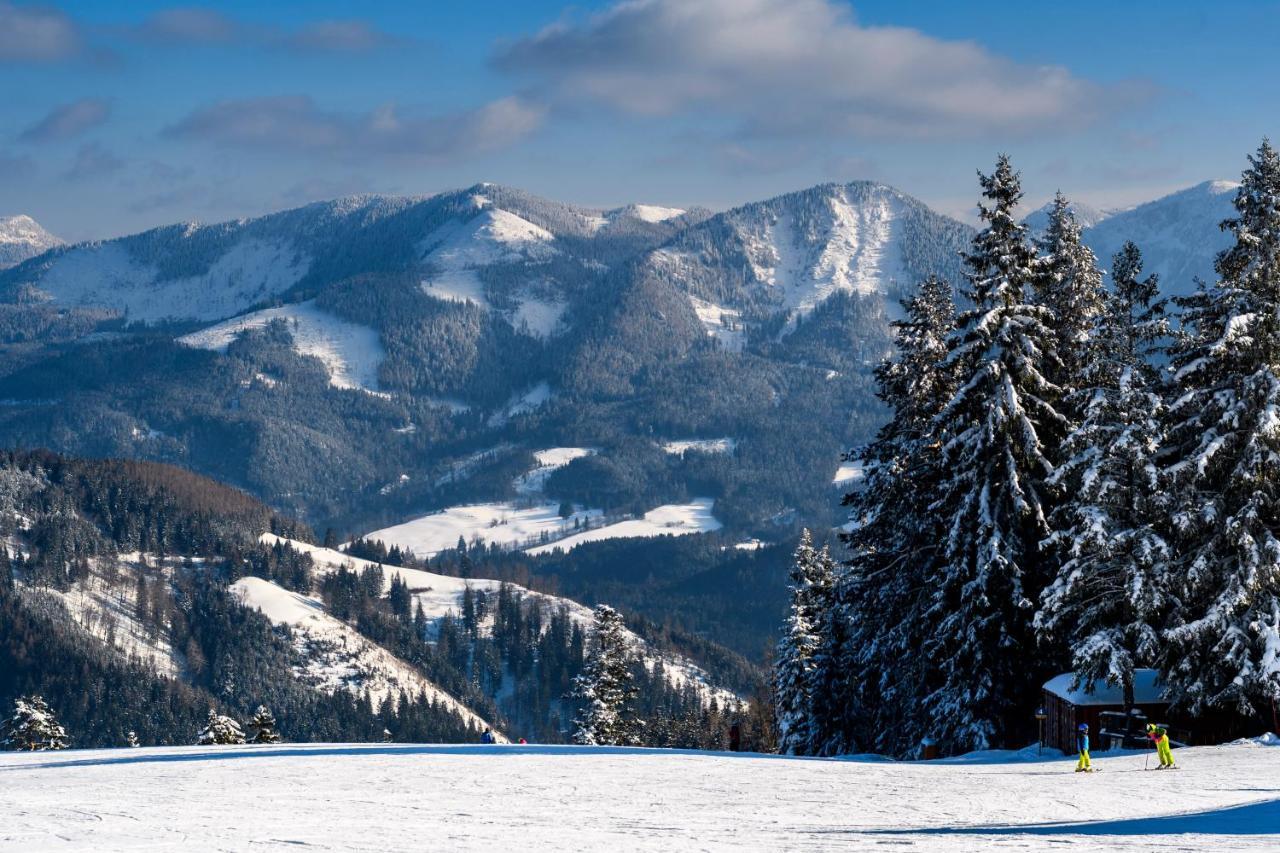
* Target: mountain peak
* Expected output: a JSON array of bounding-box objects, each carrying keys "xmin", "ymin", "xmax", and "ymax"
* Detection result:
[
  {"xmin": 1023, "ymin": 198, "xmax": 1114, "ymax": 233},
  {"xmin": 0, "ymin": 214, "xmax": 63, "ymax": 269}
]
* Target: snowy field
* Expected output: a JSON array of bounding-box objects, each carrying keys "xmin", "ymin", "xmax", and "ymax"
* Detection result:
[
  {"xmin": 525, "ymin": 499, "xmax": 723, "ymax": 556},
  {"xmin": 2, "ymin": 740, "xmax": 1277, "ymax": 851},
  {"xmin": 364, "ymin": 501, "xmax": 604, "ymax": 557}
]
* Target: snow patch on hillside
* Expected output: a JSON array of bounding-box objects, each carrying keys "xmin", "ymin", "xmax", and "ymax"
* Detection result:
[
  {"xmin": 32, "ymin": 238, "xmax": 310, "ymax": 322},
  {"xmin": 230, "ymin": 576, "xmax": 497, "ymax": 734},
  {"xmin": 833, "ymin": 461, "xmax": 864, "ymax": 485},
  {"xmin": 178, "ymin": 300, "xmax": 385, "ymax": 391},
  {"xmin": 662, "ymin": 437, "xmax": 736, "ymax": 456},
  {"xmin": 419, "ymin": 208, "xmax": 568, "ymax": 337},
  {"xmin": 514, "ymin": 447, "xmax": 597, "ymax": 495},
  {"xmin": 526, "ymin": 499, "xmax": 722, "ymax": 556},
  {"xmin": 512, "ymin": 293, "xmax": 568, "ymax": 338},
  {"xmin": 364, "ymin": 502, "xmax": 604, "ymax": 557},
  {"xmin": 748, "ymin": 188, "xmax": 908, "ymax": 316},
  {"xmin": 689, "ymin": 296, "xmax": 745, "ymax": 352},
  {"xmin": 489, "ymin": 382, "xmax": 553, "ymax": 426},
  {"xmin": 24, "ymin": 554, "xmax": 187, "ymax": 678},
  {"xmin": 261, "ymin": 535, "xmax": 735, "ymax": 706}
]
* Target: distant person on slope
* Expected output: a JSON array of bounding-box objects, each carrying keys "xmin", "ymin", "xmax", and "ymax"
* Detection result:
[
  {"xmin": 1075, "ymin": 724, "xmax": 1092, "ymax": 773},
  {"xmin": 481, "ymin": 728, "xmax": 496, "ymax": 745},
  {"xmin": 1147, "ymin": 723, "xmax": 1175, "ymax": 768}
]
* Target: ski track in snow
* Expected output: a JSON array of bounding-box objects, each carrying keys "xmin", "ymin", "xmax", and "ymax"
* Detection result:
[{"xmin": 2, "ymin": 740, "xmax": 1277, "ymax": 851}]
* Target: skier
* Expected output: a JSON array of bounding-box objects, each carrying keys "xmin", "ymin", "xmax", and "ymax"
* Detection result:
[
  {"xmin": 1075, "ymin": 723, "xmax": 1092, "ymax": 772},
  {"xmin": 481, "ymin": 728, "xmax": 496, "ymax": 745},
  {"xmin": 1146, "ymin": 723, "xmax": 1175, "ymax": 769}
]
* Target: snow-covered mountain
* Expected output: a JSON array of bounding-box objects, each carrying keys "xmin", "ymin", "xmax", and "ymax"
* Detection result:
[
  {"xmin": 1081, "ymin": 180, "xmax": 1238, "ymax": 298},
  {"xmin": 1023, "ymin": 198, "xmax": 1115, "ymax": 234},
  {"xmin": 645, "ymin": 182, "xmax": 972, "ymax": 348},
  {"xmin": 0, "ymin": 214, "xmax": 62, "ymax": 269},
  {"xmin": 0, "ymin": 186, "xmax": 705, "ymax": 326}
]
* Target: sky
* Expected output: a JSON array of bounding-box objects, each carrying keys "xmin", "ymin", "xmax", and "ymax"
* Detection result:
[{"xmin": 1, "ymin": 0, "xmax": 1277, "ymax": 241}]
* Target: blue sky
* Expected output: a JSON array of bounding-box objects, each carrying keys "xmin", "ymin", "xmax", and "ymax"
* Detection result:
[{"xmin": 1, "ymin": 0, "xmax": 1276, "ymax": 240}]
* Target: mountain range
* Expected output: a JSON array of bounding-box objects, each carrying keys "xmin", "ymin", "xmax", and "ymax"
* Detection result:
[{"xmin": 0, "ymin": 175, "xmax": 1243, "ymax": 673}]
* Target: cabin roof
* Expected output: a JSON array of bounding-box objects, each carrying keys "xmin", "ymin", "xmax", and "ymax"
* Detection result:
[{"xmin": 1042, "ymin": 669, "xmax": 1167, "ymax": 706}]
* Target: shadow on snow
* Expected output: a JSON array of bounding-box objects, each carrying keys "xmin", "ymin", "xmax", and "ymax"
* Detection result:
[
  {"xmin": 865, "ymin": 797, "xmax": 1280, "ymax": 837},
  {"xmin": 0, "ymin": 743, "xmax": 804, "ymax": 772}
]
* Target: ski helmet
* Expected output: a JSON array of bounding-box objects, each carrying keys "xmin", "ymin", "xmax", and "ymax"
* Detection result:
[{"xmin": 1078, "ymin": 723, "xmax": 1088, "ymax": 732}]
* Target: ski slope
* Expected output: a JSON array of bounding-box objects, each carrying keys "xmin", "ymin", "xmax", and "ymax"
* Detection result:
[{"xmin": 2, "ymin": 739, "xmax": 1277, "ymax": 851}]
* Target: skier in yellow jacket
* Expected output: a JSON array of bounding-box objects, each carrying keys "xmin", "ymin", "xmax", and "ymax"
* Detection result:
[{"xmin": 1147, "ymin": 723, "xmax": 1175, "ymax": 768}]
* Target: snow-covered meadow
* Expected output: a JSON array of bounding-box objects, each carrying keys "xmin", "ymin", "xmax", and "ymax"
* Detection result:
[{"xmin": 2, "ymin": 740, "xmax": 1277, "ymax": 851}]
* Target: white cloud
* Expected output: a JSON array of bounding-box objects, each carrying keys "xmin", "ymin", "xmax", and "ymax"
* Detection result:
[
  {"xmin": 496, "ymin": 0, "xmax": 1143, "ymax": 141},
  {"xmin": 165, "ymin": 95, "xmax": 544, "ymax": 162}
]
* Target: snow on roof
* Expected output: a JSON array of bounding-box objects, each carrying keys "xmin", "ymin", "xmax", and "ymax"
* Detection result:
[{"xmin": 1042, "ymin": 669, "xmax": 1167, "ymax": 706}]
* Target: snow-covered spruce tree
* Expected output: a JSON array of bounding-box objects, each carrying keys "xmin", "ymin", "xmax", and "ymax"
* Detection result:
[
  {"xmin": 1161, "ymin": 139, "xmax": 1280, "ymax": 716},
  {"xmin": 196, "ymin": 709, "xmax": 245, "ymax": 746},
  {"xmin": 247, "ymin": 706, "xmax": 282, "ymax": 744},
  {"xmin": 925, "ymin": 156, "xmax": 1067, "ymax": 753},
  {"xmin": 571, "ymin": 604, "xmax": 642, "ymax": 746},
  {"xmin": 2, "ymin": 696, "xmax": 68, "ymax": 751},
  {"xmin": 773, "ymin": 530, "xmax": 835, "ymax": 755},
  {"xmin": 1037, "ymin": 240, "xmax": 1171, "ymax": 709},
  {"xmin": 1034, "ymin": 192, "xmax": 1107, "ymax": 396},
  {"xmin": 836, "ymin": 276, "xmax": 958, "ymax": 756}
]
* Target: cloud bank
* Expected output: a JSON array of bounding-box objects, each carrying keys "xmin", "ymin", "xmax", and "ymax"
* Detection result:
[{"xmin": 496, "ymin": 0, "xmax": 1142, "ymax": 140}]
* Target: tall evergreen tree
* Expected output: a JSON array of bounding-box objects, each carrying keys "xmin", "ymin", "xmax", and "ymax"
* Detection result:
[
  {"xmin": 773, "ymin": 530, "xmax": 835, "ymax": 755},
  {"xmin": 1037, "ymin": 240, "xmax": 1170, "ymax": 709},
  {"xmin": 835, "ymin": 276, "xmax": 957, "ymax": 756},
  {"xmin": 925, "ymin": 155, "xmax": 1067, "ymax": 753},
  {"xmin": 570, "ymin": 605, "xmax": 642, "ymax": 746},
  {"xmin": 1034, "ymin": 192, "xmax": 1107, "ymax": 394},
  {"xmin": 2, "ymin": 696, "xmax": 68, "ymax": 751},
  {"xmin": 1161, "ymin": 139, "xmax": 1280, "ymax": 716}
]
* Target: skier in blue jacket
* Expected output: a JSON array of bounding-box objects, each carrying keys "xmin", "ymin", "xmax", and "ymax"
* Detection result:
[
  {"xmin": 481, "ymin": 728, "xmax": 496, "ymax": 745},
  {"xmin": 1075, "ymin": 723, "xmax": 1091, "ymax": 772}
]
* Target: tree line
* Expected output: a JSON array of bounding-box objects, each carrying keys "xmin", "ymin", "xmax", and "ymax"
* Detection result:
[{"xmin": 776, "ymin": 141, "xmax": 1280, "ymax": 758}]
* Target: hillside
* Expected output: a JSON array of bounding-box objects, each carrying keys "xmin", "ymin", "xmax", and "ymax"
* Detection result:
[
  {"xmin": 0, "ymin": 177, "xmax": 1246, "ymax": 667},
  {"xmin": 2, "ymin": 740, "xmax": 1277, "ymax": 850},
  {"xmin": 0, "ymin": 451, "xmax": 744, "ymax": 749},
  {"xmin": 1081, "ymin": 180, "xmax": 1238, "ymax": 297}
]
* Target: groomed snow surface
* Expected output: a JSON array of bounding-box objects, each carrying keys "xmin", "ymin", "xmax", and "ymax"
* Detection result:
[{"xmin": 4, "ymin": 739, "xmax": 1278, "ymax": 851}]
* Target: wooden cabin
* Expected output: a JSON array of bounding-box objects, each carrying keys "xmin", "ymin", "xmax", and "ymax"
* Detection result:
[{"xmin": 1041, "ymin": 669, "xmax": 1170, "ymax": 754}]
